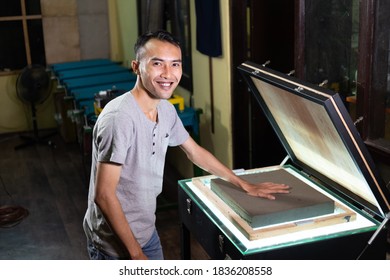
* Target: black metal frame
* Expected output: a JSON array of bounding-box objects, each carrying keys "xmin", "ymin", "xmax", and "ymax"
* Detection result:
[{"xmin": 238, "ymin": 61, "xmax": 390, "ymax": 219}]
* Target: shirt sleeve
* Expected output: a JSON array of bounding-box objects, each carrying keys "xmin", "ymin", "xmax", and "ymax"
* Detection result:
[{"xmin": 95, "ymin": 112, "xmax": 134, "ymax": 164}]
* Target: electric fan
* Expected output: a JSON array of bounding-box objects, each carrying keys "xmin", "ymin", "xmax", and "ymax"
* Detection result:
[{"xmin": 15, "ymin": 64, "xmax": 56, "ymax": 150}]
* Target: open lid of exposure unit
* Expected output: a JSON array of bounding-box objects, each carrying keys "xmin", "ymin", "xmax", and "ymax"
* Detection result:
[{"xmin": 238, "ymin": 61, "xmax": 390, "ymax": 219}]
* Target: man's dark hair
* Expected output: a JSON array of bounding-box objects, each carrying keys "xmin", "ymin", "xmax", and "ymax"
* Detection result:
[{"xmin": 134, "ymin": 30, "xmax": 181, "ymax": 60}]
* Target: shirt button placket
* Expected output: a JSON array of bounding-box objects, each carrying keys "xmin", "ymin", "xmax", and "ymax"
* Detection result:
[{"xmin": 152, "ymin": 125, "xmax": 157, "ymax": 155}]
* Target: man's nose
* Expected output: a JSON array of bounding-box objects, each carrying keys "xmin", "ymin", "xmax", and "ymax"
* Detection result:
[{"xmin": 161, "ymin": 65, "xmax": 173, "ymax": 79}]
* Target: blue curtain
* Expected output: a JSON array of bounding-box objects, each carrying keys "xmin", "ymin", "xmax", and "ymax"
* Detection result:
[{"xmin": 195, "ymin": 0, "xmax": 222, "ymax": 57}]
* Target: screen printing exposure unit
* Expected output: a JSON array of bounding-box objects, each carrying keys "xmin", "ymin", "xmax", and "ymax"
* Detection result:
[{"xmin": 178, "ymin": 61, "xmax": 390, "ymax": 260}]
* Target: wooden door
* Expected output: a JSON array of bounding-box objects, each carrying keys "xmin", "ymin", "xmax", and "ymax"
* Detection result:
[{"xmin": 231, "ymin": 0, "xmax": 295, "ymax": 169}]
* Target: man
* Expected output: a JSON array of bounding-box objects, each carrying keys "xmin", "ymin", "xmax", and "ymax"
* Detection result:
[{"xmin": 83, "ymin": 30, "xmax": 289, "ymax": 260}]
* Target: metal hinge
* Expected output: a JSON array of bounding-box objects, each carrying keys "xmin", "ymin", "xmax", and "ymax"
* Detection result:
[
  {"xmin": 280, "ymin": 155, "xmax": 290, "ymax": 166},
  {"xmin": 218, "ymin": 234, "xmax": 225, "ymax": 253},
  {"xmin": 186, "ymin": 198, "xmax": 192, "ymax": 215}
]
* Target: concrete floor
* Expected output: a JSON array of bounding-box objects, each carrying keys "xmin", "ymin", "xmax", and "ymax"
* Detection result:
[
  {"xmin": 0, "ymin": 133, "xmax": 208, "ymax": 260},
  {"xmin": 0, "ymin": 132, "xmax": 388, "ymax": 260}
]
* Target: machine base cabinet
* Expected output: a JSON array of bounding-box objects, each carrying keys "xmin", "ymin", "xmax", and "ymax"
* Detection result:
[{"xmin": 178, "ymin": 185, "xmax": 387, "ymax": 260}]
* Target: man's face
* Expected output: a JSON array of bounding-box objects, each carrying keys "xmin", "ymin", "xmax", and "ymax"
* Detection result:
[{"xmin": 135, "ymin": 39, "xmax": 182, "ymax": 100}]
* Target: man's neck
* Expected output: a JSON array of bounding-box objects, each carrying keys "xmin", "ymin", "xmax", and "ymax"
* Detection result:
[{"xmin": 131, "ymin": 87, "xmax": 159, "ymax": 122}]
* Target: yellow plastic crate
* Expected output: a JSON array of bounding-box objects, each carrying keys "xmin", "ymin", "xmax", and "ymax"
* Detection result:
[{"xmin": 169, "ymin": 94, "xmax": 185, "ymax": 111}]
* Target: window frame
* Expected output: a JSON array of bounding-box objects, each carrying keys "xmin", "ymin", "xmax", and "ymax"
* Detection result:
[
  {"xmin": 0, "ymin": 0, "xmax": 43, "ymax": 75},
  {"xmin": 356, "ymin": 0, "xmax": 390, "ymax": 163}
]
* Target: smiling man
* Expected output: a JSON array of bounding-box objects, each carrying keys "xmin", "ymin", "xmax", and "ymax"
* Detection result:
[{"xmin": 82, "ymin": 30, "xmax": 289, "ymax": 260}]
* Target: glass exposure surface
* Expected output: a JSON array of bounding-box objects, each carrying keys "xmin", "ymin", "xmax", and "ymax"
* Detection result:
[{"xmin": 179, "ymin": 166, "xmax": 376, "ymax": 255}]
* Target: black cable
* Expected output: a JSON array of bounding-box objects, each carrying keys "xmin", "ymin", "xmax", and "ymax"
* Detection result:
[
  {"xmin": 0, "ymin": 205, "xmax": 29, "ymax": 228},
  {"xmin": 0, "ymin": 175, "xmax": 29, "ymax": 228}
]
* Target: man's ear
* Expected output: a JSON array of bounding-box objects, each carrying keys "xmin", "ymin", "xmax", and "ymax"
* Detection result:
[{"xmin": 131, "ymin": 60, "xmax": 139, "ymax": 74}]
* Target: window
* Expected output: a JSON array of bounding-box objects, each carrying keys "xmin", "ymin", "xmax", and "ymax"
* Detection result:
[
  {"xmin": 0, "ymin": 0, "xmax": 46, "ymax": 72},
  {"xmin": 300, "ymin": 1, "xmax": 359, "ymax": 103},
  {"xmin": 297, "ymin": 0, "xmax": 390, "ymax": 163}
]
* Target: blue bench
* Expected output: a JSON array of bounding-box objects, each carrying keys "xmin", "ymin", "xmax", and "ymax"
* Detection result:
[
  {"xmin": 72, "ymin": 82, "xmax": 135, "ymax": 116},
  {"xmin": 57, "ymin": 64, "xmax": 129, "ymax": 81},
  {"xmin": 71, "ymin": 81, "xmax": 135, "ymax": 101},
  {"xmin": 50, "ymin": 59, "xmax": 116, "ymax": 74},
  {"xmin": 63, "ymin": 72, "xmax": 137, "ymax": 91}
]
